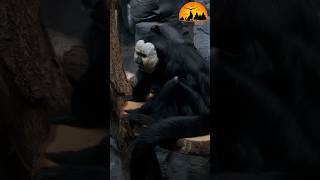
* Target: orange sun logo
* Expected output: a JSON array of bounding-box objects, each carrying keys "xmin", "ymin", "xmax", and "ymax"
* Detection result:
[{"xmin": 179, "ymin": 2, "xmax": 208, "ymax": 25}]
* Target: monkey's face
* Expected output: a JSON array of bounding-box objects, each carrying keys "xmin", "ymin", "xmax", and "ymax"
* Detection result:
[{"xmin": 134, "ymin": 40, "xmax": 159, "ymax": 73}]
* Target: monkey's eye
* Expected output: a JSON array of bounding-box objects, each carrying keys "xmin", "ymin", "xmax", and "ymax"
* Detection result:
[{"xmin": 137, "ymin": 52, "xmax": 147, "ymax": 58}]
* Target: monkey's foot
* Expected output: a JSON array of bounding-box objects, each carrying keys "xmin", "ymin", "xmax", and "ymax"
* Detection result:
[{"xmin": 122, "ymin": 113, "xmax": 153, "ymax": 127}]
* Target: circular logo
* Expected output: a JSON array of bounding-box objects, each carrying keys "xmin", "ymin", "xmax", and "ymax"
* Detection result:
[{"xmin": 179, "ymin": 2, "xmax": 208, "ymax": 25}]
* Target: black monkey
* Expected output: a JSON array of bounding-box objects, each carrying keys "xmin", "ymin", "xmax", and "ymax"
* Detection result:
[
  {"xmin": 212, "ymin": 0, "xmax": 320, "ymax": 178},
  {"xmin": 128, "ymin": 25, "xmax": 210, "ymax": 118},
  {"xmin": 126, "ymin": 25, "xmax": 210, "ymax": 180}
]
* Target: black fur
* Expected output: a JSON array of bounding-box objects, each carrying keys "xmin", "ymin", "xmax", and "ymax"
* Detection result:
[
  {"xmin": 130, "ymin": 115, "xmax": 209, "ymax": 180},
  {"xmin": 130, "ymin": 25, "xmax": 210, "ymax": 117}
]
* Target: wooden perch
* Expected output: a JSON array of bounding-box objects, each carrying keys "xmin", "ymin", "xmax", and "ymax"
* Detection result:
[
  {"xmin": 176, "ymin": 135, "xmax": 210, "ymax": 155},
  {"xmin": 124, "ymin": 101, "xmax": 210, "ymax": 155},
  {"xmin": 124, "ymin": 101, "xmax": 144, "ymax": 111}
]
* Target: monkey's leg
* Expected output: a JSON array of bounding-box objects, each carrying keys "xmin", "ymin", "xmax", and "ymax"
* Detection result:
[
  {"xmin": 130, "ymin": 69, "xmax": 152, "ymax": 102},
  {"xmin": 130, "ymin": 115, "xmax": 209, "ymax": 180},
  {"xmin": 128, "ymin": 76, "xmax": 207, "ymax": 118},
  {"xmin": 122, "ymin": 113, "xmax": 154, "ymax": 128}
]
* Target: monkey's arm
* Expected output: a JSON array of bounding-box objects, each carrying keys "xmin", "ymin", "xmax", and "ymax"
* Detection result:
[{"xmin": 129, "ymin": 69, "xmax": 152, "ymax": 102}]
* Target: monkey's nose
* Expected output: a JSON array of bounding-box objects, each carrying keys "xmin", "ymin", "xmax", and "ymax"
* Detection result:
[{"xmin": 135, "ymin": 57, "xmax": 143, "ymax": 65}]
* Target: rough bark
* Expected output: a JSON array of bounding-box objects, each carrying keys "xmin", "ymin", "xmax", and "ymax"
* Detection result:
[
  {"xmin": 0, "ymin": 0, "xmax": 72, "ymax": 115},
  {"xmin": 110, "ymin": 0, "xmax": 131, "ymax": 97},
  {"xmin": 0, "ymin": 0, "xmax": 72, "ymax": 179},
  {"xmin": 110, "ymin": 0, "xmax": 132, "ymax": 148},
  {"xmin": 110, "ymin": 0, "xmax": 133, "ymax": 179},
  {"xmin": 177, "ymin": 135, "xmax": 210, "ymax": 155}
]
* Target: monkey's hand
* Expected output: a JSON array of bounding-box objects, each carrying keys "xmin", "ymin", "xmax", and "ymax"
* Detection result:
[{"xmin": 122, "ymin": 113, "xmax": 154, "ymax": 136}]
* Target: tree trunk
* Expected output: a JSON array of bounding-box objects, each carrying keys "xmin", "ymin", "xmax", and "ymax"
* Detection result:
[
  {"xmin": 110, "ymin": 0, "xmax": 133, "ymax": 179},
  {"xmin": 110, "ymin": 0, "xmax": 132, "ymax": 149},
  {"xmin": 110, "ymin": 0, "xmax": 132, "ymax": 98},
  {"xmin": 0, "ymin": 0, "xmax": 72, "ymax": 179}
]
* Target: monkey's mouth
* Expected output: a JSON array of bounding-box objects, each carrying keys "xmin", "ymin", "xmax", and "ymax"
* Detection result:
[{"xmin": 135, "ymin": 57, "xmax": 143, "ymax": 66}]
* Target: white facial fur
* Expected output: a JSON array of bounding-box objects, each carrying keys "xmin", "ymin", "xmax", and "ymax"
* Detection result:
[{"xmin": 134, "ymin": 40, "xmax": 159, "ymax": 73}]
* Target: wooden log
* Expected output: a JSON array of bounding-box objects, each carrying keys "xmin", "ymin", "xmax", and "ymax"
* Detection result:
[
  {"xmin": 124, "ymin": 101, "xmax": 144, "ymax": 111},
  {"xmin": 176, "ymin": 135, "xmax": 210, "ymax": 155}
]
